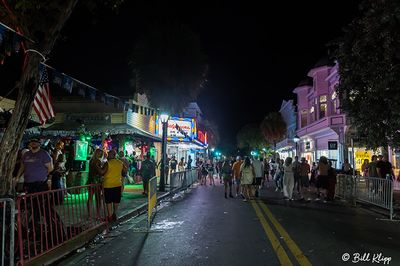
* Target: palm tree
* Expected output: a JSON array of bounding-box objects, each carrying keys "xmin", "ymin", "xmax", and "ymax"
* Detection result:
[
  {"xmin": 260, "ymin": 112, "xmax": 287, "ymax": 153},
  {"xmin": 130, "ymin": 22, "xmax": 208, "ymax": 114}
]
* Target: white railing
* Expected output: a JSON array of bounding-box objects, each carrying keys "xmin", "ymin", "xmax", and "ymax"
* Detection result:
[{"xmin": 335, "ymin": 175, "xmax": 394, "ymax": 220}]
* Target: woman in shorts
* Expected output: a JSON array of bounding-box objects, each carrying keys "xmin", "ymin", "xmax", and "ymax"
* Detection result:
[{"xmin": 102, "ymin": 150, "xmax": 126, "ymax": 222}]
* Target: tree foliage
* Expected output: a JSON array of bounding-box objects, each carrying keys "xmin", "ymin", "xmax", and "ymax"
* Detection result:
[
  {"xmin": 236, "ymin": 123, "xmax": 268, "ymax": 154},
  {"xmin": 130, "ymin": 22, "xmax": 208, "ymax": 113},
  {"xmin": 334, "ymin": 0, "xmax": 400, "ymax": 149},
  {"xmin": 260, "ymin": 112, "xmax": 286, "ymax": 150}
]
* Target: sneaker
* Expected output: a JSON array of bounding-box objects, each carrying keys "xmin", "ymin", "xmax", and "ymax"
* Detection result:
[
  {"xmin": 275, "ymin": 188, "xmax": 279, "ymax": 192},
  {"xmin": 314, "ymin": 198, "xmax": 320, "ymax": 201},
  {"xmin": 229, "ymin": 194, "xmax": 234, "ymax": 198},
  {"xmin": 243, "ymin": 199, "xmax": 247, "ymax": 202}
]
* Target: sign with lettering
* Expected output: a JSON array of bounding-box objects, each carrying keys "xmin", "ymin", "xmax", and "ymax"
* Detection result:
[
  {"xmin": 328, "ymin": 141, "xmax": 338, "ymax": 150},
  {"xmin": 197, "ymin": 130, "xmax": 207, "ymax": 145},
  {"xmin": 66, "ymin": 113, "xmax": 111, "ymax": 124},
  {"xmin": 167, "ymin": 119, "xmax": 192, "ymax": 139}
]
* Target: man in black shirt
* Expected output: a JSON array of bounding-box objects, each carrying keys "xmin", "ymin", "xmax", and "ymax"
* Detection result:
[{"xmin": 376, "ymin": 155, "xmax": 394, "ymax": 180}]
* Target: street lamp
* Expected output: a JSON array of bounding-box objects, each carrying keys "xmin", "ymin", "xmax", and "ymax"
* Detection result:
[
  {"xmin": 293, "ymin": 135, "xmax": 300, "ymax": 157},
  {"xmin": 159, "ymin": 113, "xmax": 169, "ymax": 192}
]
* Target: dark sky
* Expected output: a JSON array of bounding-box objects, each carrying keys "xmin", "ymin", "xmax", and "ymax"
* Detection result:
[{"xmin": 49, "ymin": 0, "xmax": 361, "ymax": 149}]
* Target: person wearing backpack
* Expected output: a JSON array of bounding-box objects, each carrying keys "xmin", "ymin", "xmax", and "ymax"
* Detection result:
[
  {"xmin": 222, "ymin": 158, "xmax": 233, "ymax": 198},
  {"xmin": 141, "ymin": 153, "xmax": 156, "ymax": 196}
]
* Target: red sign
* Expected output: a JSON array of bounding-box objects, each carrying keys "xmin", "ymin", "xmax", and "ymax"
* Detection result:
[{"xmin": 197, "ymin": 130, "xmax": 207, "ymax": 145}]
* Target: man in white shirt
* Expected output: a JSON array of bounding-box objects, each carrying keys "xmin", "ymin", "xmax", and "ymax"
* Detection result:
[{"xmin": 252, "ymin": 157, "xmax": 264, "ymax": 197}]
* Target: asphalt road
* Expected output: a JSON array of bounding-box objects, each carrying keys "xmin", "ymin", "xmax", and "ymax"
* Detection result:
[{"xmin": 57, "ymin": 181, "xmax": 400, "ymax": 266}]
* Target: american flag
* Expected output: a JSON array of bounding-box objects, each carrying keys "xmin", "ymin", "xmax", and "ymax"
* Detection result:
[{"xmin": 33, "ymin": 65, "xmax": 55, "ymax": 125}]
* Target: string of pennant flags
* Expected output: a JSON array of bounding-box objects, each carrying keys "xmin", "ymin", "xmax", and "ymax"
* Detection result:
[{"xmin": 0, "ymin": 21, "xmax": 130, "ymax": 111}]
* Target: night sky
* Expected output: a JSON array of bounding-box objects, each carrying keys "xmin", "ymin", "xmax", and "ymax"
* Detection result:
[{"xmin": 48, "ymin": 0, "xmax": 361, "ymax": 149}]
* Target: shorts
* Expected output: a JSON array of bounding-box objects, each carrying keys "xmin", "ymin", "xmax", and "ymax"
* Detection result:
[
  {"xmin": 300, "ymin": 176, "xmax": 309, "ymax": 187},
  {"xmin": 253, "ymin": 177, "xmax": 263, "ymax": 186},
  {"xmin": 316, "ymin": 175, "xmax": 328, "ymax": 189},
  {"xmin": 104, "ymin": 187, "xmax": 122, "ymax": 204}
]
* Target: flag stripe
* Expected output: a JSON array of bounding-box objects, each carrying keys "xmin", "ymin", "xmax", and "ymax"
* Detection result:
[{"xmin": 33, "ymin": 65, "xmax": 55, "ymax": 125}]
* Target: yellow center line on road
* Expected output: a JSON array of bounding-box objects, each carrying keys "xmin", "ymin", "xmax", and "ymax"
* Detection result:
[
  {"xmin": 258, "ymin": 200, "xmax": 312, "ymax": 266},
  {"xmin": 250, "ymin": 200, "xmax": 293, "ymax": 266}
]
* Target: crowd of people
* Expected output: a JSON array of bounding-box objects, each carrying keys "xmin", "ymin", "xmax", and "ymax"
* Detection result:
[{"xmin": 196, "ymin": 152, "xmax": 400, "ymax": 203}]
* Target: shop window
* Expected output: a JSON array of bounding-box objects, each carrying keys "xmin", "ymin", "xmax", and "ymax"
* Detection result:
[
  {"xmin": 140, "ymin": 106, "xmax": 143, "ymax": 114},
  {"xmin": 301, "ymin": 109, "xmax": 308, "ymax": 128},
  {"xmin": 310, "ymin": 106, "xmax": 315, "ymax": 123},
  {"xmin": 151, "ymin": 109, "xmax": 154, "ymax": 116},
  {"xmin": 135, "ymin": 105, "xmax": 139, "ymax": 113},
  {"xmin": 319, "ymin": 95, "xmax": 327, "ymax": 119},
  {"xmin": 132, "ymin": 104, "xmax": 136, "ymax": 113}
]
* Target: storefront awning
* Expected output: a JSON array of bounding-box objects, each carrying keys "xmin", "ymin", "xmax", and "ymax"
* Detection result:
[{"xmin": 43, "ymin": 122, "xmax": 162, "ymax": 142}]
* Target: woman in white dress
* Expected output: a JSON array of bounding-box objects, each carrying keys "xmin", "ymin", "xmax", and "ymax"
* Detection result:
[
  {"xmin": 283, "ymin": 157, "xmax": 295, "ymax": 200},
  {"xmin": 240, "ymin": 157, "xmax": 255, "ymax": 202}
]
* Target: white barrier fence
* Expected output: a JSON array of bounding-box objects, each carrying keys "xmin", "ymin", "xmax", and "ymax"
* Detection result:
[
  {"xmin": 335, "ymin": 175, "xmax": 394, "ymax": 220},
  {"xmin": 168, "ymin": 169, "xmax": 198, "ymax": 193}
]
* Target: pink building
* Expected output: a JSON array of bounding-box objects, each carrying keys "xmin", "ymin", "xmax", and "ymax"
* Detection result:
[{"xmin": 293, "ymin": 59, "xmax": 346, "ymax": 168}]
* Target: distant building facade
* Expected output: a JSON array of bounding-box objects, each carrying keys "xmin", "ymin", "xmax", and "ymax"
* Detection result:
[
  {"xmin": 276, "ymin": 100, "xmax": 297, "ymax": 161},
  {"xmin": 293, "ymin": 60, "xmax": 346, "ymax": 168}
]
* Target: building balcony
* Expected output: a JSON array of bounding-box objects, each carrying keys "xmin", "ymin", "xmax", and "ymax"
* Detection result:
[{"xmin": 297, "ymin": 114, "xmax": 346, "ymax": 138}]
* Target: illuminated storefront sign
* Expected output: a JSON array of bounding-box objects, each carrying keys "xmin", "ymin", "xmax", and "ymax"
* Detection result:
[
  {"xmin": 156, "ymin": 116, "xmax": 197, "ymax": 142},
  {"xmin": 355, "ymin": 150, "xmax": 372, "ymax": 172},
  {"xmin": 168, "ymin": 119, "xmax": 192, "ymax": 138},
  {"xmin": 196, "ymin": 130, "xmax": 207, "ymax": 145}
]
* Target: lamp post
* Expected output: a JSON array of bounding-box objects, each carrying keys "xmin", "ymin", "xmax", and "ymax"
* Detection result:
[
  {"xmin": 294, "ymin": 135, "xmax": 300, "ymax": 157},
  {"xmin": 159, "ymin": 113, "xmax": 169, "ymax": 192}
]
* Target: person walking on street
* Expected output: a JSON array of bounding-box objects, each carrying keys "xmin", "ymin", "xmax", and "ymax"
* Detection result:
[
  {"xmin": 102, "ymin": 150, "xmax": 126, "ymax": 222},
  {"xmin": 292, "ymin": 156, "xmax": 301, "ymax": 195},
  {"xmin": 298, "ymin": 157, "xmax": 310, "ymax": 201},
  {"xmin": 207, "ymin": 160, "xmax": 215, "ymax": 186},
  {"xmin": 282, "ymin": 157, "xmax": 295, "ymax": 200},
  {"xmin": 326, "ymin": 161, "xmax": 337, "ymax": 201},
  {"xmin": 187, "ymin": 155, "xmax": 193, "ymax": 170},
  {"xmin": 87, "ymin": 148, "xmax": 106, "ymax": 218},
  {"xmin": 221, "ymin": 158, "xmax": 233, "ymax": 198},
  {"xmin": 232, "ymin": 156, "xmax": 243, "ymax": 197},
  {"xmin": 200, "ymin": 161, "xmax": 208, "ymax": 185},
  {"xmin": 169, "ymin": 155, "xmax": 178, "ymax": 185},
  {"xmin": 141, "ymin": 153, "xmax": 156, "ymax": 196},
  {"xmin": 252, "ymin": 157, "xmax": 264, "ymax": 198},
  {"xmin": 316, "ymin": 156, "xmax": 329, "ymax": 201},
  {"xmin": 342, "ymin": 158, "xmax": 353, "ymax": 175},
  {"xmin": 119, "ymin": 151, "xmax": 132, "ymax": 184},
  {"xmin": 240, "ymin": 157, "xmax": 255, "ymax": 202},
  {"xmin": 263, "ymin": 158, "xmax": 270, "ymax": 187}
]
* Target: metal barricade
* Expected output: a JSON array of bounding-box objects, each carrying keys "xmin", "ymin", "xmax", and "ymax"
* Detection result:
[
  {"xmin": 356, "ymin": 176, "xmax": 394, "ymax": 220},
  {"xmin": 15, "ymin": 184, "xmax": 106, "ymax": 265},
  {"xmin": 335, "ymin": 174, "xmax": 357, "ymax": 205},
  {"xmin": 1, "ymin": 198, "xmax": 15, "ymax": 266},
  {"xmin": 335, "ymin": 175, "xmax": 394, "ymax": 220},
  {"xmin": 169, "ymin": 169, "xmax": 198, "ymax": 193}
]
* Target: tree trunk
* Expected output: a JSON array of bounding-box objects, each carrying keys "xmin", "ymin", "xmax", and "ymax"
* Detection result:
[{"xmin": 0, "ymin": 0, "xmax": 78, "ymax": 197}]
